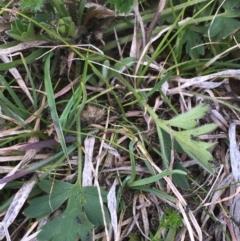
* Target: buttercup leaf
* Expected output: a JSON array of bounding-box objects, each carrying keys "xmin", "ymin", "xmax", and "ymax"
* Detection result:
[
  {"xmin": 164, "ymin": 104, "xmax": 210, "ymax": 129},
  {"xmin": 25, "ymin": 181, "xmax": 109, "ymax": 240}
]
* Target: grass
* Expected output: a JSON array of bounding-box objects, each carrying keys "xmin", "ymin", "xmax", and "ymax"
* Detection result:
[{"xmin": 0, "ymin": 0, "xmax": 240, "ymax": 240}]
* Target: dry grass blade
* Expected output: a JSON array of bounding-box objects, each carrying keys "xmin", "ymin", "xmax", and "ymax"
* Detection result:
[
  {"xmin": 0, "ymin": 41, "xmax": 48, "ymax": 55},
  {"xmin": 138, "ymin": 194, "xmax": 150, "ymax": 240},
  {"xmin": 169, "ymin": 69, "xmax": 240, "ymax": 94},
  {"xmin": 0, "ymin": 162, "xmax": 22, "ymax": 189},
  {"xmin": 229, "ymin": 123, "xmax": 240, "ymax": 181},
  {"xmin": 0, "ymin": 178, "xmax": 37, "ymax": 240},
  {"xmin": 82, "ymin": 133, "xmax": 95, "ymax": 187},
  {"xmin": 146, "ymin": 0, "xmax": 166, "ymax": 41},
  {"xmin": 229, "ymin": 187, "xmax": 240, "ymax": 240},
  {"xmin": 107, "ymin": 179, "xmax": 119, "ymax": 240},
  {"xmin": 131, "ymin": 3, "xmax": 146, "ymax": 57}
]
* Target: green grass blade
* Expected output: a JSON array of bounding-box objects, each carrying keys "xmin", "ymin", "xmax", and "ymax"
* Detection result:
[
  {"xmin": 129, "ymin": 170, "xmax": 186, "ymax": 187},
  {"xmin": 44, "ymin": 52, "xmax": 70, "ymax": 165},
  {"xmin": 156, "ymin": 125, "xmax": 171, "ymax": 169},
  {"xmin": 127, "ymin": 139, "xmax": 137, "ymax": 185}
]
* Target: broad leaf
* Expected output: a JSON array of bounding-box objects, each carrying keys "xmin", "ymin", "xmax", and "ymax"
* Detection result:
[
  {"xmin": 38, "ymin": 179, "xmax": 73, "ymax": 194},
  {"xmin": 221, "ymin": 0, "xmax": 240, "ymax": 15},
  {"xmin": 24, "ymin": 194, "xmax": 70, "ymax": 219},
  {"xmin": 24, "ymin": 181, "xmax": 110, "ymax": 241},
  {"xmin": 173, "ymin": 124, "xmax": 217, "ymax": 173},
  {"xmin": 182, "ymin": 28, "xmax": 205, "ymax": 59},
  {"xmin": 205, "ymin": 16, "xmax": 240, "ymax": 41},
  {"xmin": 172, "ymin": 161, "xmax": 189, "ymax": 190},
  {"xmin": 24, "ymin": 180, "xmax": 73, "ymax": 219},
  {"xmin": 145, "ymin": 103, "xmax": 217, "ymax": 173},
  {"xmin": 81, "ymin": 186, "xmax": 110, "ymax": 226},
  {"xmin": 37, "ymin": 187, "xmax": 94, "ymax": 241},
  {"xmin": 164, "ymin": 104, "xmax": 209, "ymax": 129}
]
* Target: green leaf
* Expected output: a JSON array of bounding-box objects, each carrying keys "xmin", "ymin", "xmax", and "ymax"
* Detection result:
[
  {"xmin": 108, "ymin": 0, "xmax": 135, "ymax": 14},
  {"xmin": 160, "ymin": 128, "xmax": 184, "ymax": 154},
  {"xmin": 182, "ymin": 28, "xmax": 205, "ymax": 59},
  {"xmin": 44, "ymin": 53, "xmax": 70, "ymax": 163},
  {"xmin": 24, "ymin": 195, "xmax": 68, "ymax": 219},
  {"xmin": 27, "ymin": 22, "xmax": 37, "ymax": 38},
  {"xmin": 20, "ymin": 0, "xmax": 45, "ymax": 12},
  {"xmin": 37, "ymin": 187, "xmax": 94, "ymax": 241},
  {"xmin": 188, "ymin": 123, "xmax": 218, "ymax": 137},
  {"xmin": 172, "ymin": 161, "xmax": 189, "ymax": 190},
  {"xmin": 33, "ymin": 13, "xmax": 54, "ymax": 23},
  {"xmin": 144, "ymin": 103, "xmax": 217, "ymax": 173},
  {"xmin": 7, "ymin": 19, "xmax": 27, "ymax": 41},
  {"xmin": 38, "ymin": 211, "xmax": 93, "ymax": 241},
  {"xmin": 24, "ymin": 180, "xmax": 73, "ymax": 219},
  {"xmin": 38, "ymin": 179, "xmax": 73, "ymax": 194},
  {"xmin": 15, "ymin": 18, "xmax": 27, "ymax": 32},
  {"xmin": 173, "ymin": 124, "xmax": 217, "ymax": 173},
  {"xmin": 81, "ymin": 186, "xmax": 110, "ymax": 226},
  {"xmin": 131, "ymin": 186, "xmax": 176, "ymax": 203},
  {"xmin": 129, "ymin": 170, "xmax": 186, "ymax": 187},
  {"xmin": 164, "ymin": 104, "xmax": 210, "ymax": 129},
  {"xmin": 25, "ymin": 181, "xmax": 110, "ymax": 241},
  {"xmin": 156, "ymin": 125, "xmax": 171, "ymax": 169},
  {"xmin": 7, "ymin": 19, "xmax": 43, "ymax": 41},
  {"xmin": 127, "ymin": 139, "xmax": 137, "ymax": 185},
  {"xmin": 221, "ymin": 0, "xmax": 240, "ymax": 14},
  {"xmin": 205, "ymin": 17, "xmax": 240, "ymax": 41}
]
